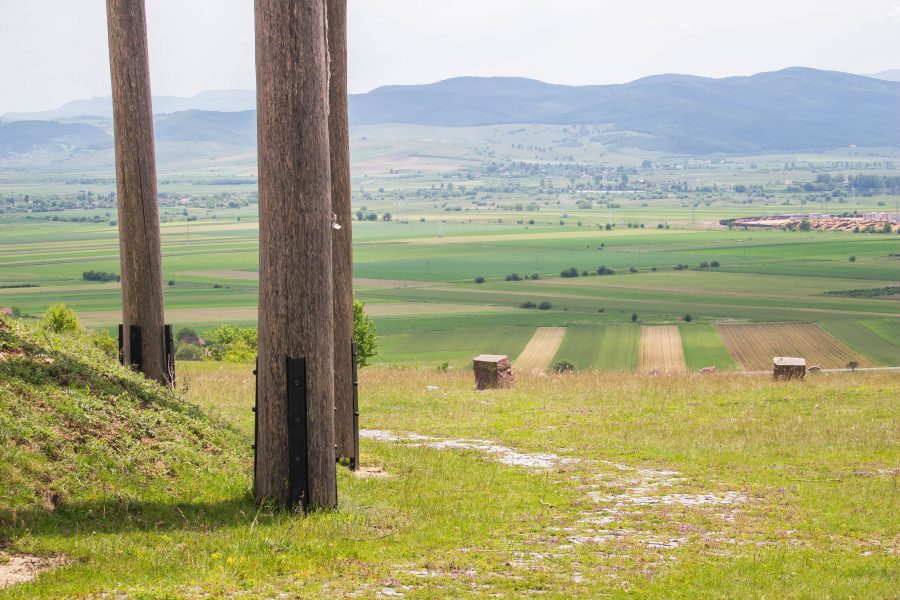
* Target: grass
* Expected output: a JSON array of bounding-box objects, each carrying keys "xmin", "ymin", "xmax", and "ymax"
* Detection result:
[
  {"xmin": 1, "ymin": 320, "xmax": 898, "ymax": 597},
  {"xmin": 679, "ymin": 322, "xmax": 738, "ymax": 371},
  {"xmin": 820, "ymin": 320, "xmax": 900, "ymax": 366},
  {"xmin": 592, "ymin": 324, "xmax": 640, "ymax": 370}
]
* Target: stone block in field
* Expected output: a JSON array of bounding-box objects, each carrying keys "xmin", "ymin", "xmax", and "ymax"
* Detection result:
[
  {"xmin": 473, "ymin": 354, "xmax": 514, "ymax": 390},
  {"xmin": 773, "ymin": 356, "xmax": 806, "ymax": 380}
]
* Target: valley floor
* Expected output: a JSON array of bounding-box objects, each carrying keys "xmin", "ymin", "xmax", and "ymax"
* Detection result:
[{"xmin": 3, "ymin": 363, "xmax": 897, "ymax": 598}]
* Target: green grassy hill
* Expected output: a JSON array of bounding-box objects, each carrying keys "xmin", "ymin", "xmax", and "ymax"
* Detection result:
[{"xmin": 0, "ymin": 314, "xmax": 246, "ymax": 526}]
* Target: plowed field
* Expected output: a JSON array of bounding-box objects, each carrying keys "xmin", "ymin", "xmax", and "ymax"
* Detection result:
[
  {"xmin": 716, "ymin": 322, "xmax": 870, "ymax": 371},
  {"xmin": 638, "ymin": 326, "xmax": 686, "ymax": 373},
  {"xmin": 514, "ymin": 327, "xmax": 567, "ymax": 372}
]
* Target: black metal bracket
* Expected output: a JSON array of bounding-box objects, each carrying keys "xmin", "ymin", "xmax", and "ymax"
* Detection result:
[
  {"xmin": 164, "ymin": 324, "xmax": 175, "ymax": 384},
  {"xmin": 351, "ymin": 341, "xmax": 360, "ymax": 471},
  {"xmin": 286, "ymin": 356, "xmax": 309, "ymax": 511},
  {"xmin": 252, "ymin": 359, "xmax": 258, "ymax": 497},
  {"xmin": 128, "ymin": 325, "xmax": 142, "ymax": 371}
]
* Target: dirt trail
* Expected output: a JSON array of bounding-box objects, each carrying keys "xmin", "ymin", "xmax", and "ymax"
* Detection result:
[
  {"xmin": 639, "ymin": 326, "xmax": 686, "ymax": 373},
  {"xmin": 514, "ymin": 327, "xmax": 567, "ymax": 372}
]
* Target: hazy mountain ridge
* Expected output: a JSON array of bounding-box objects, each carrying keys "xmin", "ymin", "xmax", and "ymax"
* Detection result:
[{"xmin": 2, "ymin": 68, "xmax": 898, "ymax": 156}]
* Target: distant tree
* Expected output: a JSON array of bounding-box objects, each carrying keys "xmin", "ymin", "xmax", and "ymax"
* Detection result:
[
  {"xmin": 847, "ymin": 360, "xmax": 859, "ymax": 371},
  {"xmin": 631, "ymin": 313, "xmax": 638, "ymax": 323},
  {"xmin": 552, "ymin": 360, "xmax": 574, "ymax": 373},
  {"xmin": 474, "ymin": 276, "xmax": 485, "ymax": 284},
  {"xmin": 799, "ymin": 219, "xmax": 811, "ymax": 231},
  {"xmin": 683, "ymin": 314, "xmax": 693, "ymax": 322},
  {"xmin": 355, "ymin": 210, "xmax": 364, "ymax": 221},
  {"xmin": 519, "ymin": 301, "xmax": 536, "ymax": 309},
  {"xmin": 366, "ymin": 213, "xmax": 378, "ymax": 221},
  {"xmin": 560, "ymin": 267, "xmax": 579, "ymax": 278},
  {"xmin": 710, "ymin": 260, "xmax": 720, "ymax": 268},
  {"xmin": 531, "ymin": 273, "xmax": 541, "ymax": 280},
  {"xmin": 382, "ymin": 212, "xmax": 392, "ymax": 221},
  {"xmin": 849, "ymin": 255, "xmax": 857, "ymax": 262},
  {"xmin": 538, "ymin": 301, "xmax": 553, "ymax": 310},
  {"xmin": 176, "ymin": 326, "xmax": 198, "ymax": 342},
  {"xmin": 699, "ymin": 261, "xmax": 710, "ymax": 269},
  {"xmin": 629, "ymin": 266, "xmax": 638, "ymax": 273}
]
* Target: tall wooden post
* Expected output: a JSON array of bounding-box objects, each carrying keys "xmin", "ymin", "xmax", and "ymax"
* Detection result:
[
  {"xmin": 106, "ymin": 0, "xmax": 170, "ymax": 385},
  {"xmin": 255, "ymin": 0, "xmax": 337, "ymax": 509},
  {"xmin": 327, "ymin": 0, "xmax": 356, "ymax": 468}
]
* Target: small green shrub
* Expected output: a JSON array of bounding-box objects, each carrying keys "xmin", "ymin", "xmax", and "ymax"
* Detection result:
[
  {"xmin": 353, "ymin": 298, "xmax": 377, "ymax": 367},
  {"xmin": 41, "ymin": 303, "xmax": 81, "ymax": 334},
  {"xmin": 552, "ymin": 360, "xmax": 574, "ymax": 373},
  {"xmin": 91, "ymin": 330, "xmax": 118, "ymax": 359},
  {"xmin": 175, "ymin": 344, "xmax": 206, "ymax": 361},
  {"xmin": 538, "ymin": 301, "xmax": 553, "ymax": 310}
]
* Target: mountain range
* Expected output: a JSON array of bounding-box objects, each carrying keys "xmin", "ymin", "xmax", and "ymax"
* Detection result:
[{"xmin": 2, "ymin": 67, "xmax": 899, "ymax": 156}]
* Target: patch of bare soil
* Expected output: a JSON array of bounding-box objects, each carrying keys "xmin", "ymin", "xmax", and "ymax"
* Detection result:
[
  {"xmin": 0, "ymin": 553, "xmax": 66, "ymax": 588},
  {"xmin": 354, "ymin": 466, "xmax": 393, "ymax": 479}
]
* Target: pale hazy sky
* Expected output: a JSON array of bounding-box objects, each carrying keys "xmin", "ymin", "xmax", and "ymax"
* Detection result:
[{"xmin": 1, "ymin": 0, "xmax": 899, "ymax": 114}]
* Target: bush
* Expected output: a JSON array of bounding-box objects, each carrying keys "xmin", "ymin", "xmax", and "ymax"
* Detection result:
[
  {"xmin": 167, "ymin": 280, "xmax": 176, "ymax": 286},
  {"xmin": 41, "ymin": 303, "xmax": 81, "ymax": 334},
  {"xmin": 710, "ymin": 260, "xmax": 720, "ymax": 268},
  {"xmin": 597, "ymin": 266, "xmax": 614, "ymax": 275},
  {"xmin": 206, "ymin": 324, "xmax": 257, "ymax": 361},
  {"xmin": 629, "ymin": 266, "xmax": 638, "ymax": 273},
  {"xmin": 519, "ymin": 301, "xmax": 537, "ymax": 309},
  {"xmin": 175, "ymin": 343, "xmax": 206, "ymax": 361},
  {"xmin": 474, "ymin": 276, "xmax": 485, "ymax": 284},
  {"xmin": 538, "ymin": 301, "xmax": 553, "ymax": 310},
  {"xmin": 505, "ymin": 273, "xmax": 523, "ymax": 281},
  {"xmin": 531, "ymin": 273, "xmax": 541, "ymax": 280},
  {"xmin": 82, "ymin": 270, "xmax": 120, "ymax": 283},
  {"xmin": 699, "ymin": 261, "xmax": 710, "ymax": 269},
  {"xmin": 552, "ymin": 360, "xmax": 574, "ymax": 373},
  {"xmin": 847, "ymin": 360, "xmax": 859, "ymax": 371},
  {"xmin": 683, "ymin": 314, "xmax": 693, "ymax": 322},
  {"xmin": 631, "ymin": 313, "xmax": 638, "ymax": 323},
  {"xmin": 353, "ymin": 299, "xmax": 378, "ymax": 367},
  {"xmin": 176, "ymin": 327, "xmax": 198, "ymax": 342},
  {"xmin": 849, "ymin": 255, "xmax": 857, "ymax": 262},
  {"xmin": 91, "ymin": 330, "xmax": 118, "ymax": 359},
  {"xmin": 560, "ymin": 267, "xmax": 579, "ymax": 278}
]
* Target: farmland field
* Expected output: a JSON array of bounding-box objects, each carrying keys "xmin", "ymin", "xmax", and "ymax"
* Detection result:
[
  {"xmin": 716, "ymin": 322, "xmax": 872, "ymax": 371},
  {"xmin": 679, "ymin": 322, "xmax": 738, "ymax": 371},
  {"xmin": 639, "ymin": 325, "xmax": 686, "ymax": 373},
  {"xmin": 1, "ymin": 129, "xmax": 899, "ymax": 371},
  {"xmin": 820, "ymin": 320, "xmax": 900, "ymax": 366},
  {"xmin": 514, "ymin": 327, "xmax": 567, "ymax": 372}
]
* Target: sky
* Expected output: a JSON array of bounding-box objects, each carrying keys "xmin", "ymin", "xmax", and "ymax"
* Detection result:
[{"xmin": 1, "ymin": 0, "xmax": 899, "ymax": 114}]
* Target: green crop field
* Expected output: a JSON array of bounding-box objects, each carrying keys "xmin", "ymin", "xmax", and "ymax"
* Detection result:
[
  {"xmin": 820, "ymin": 320, "xmax": 900, "ymax": 366},
  {"xmin": 679, "ymin": 322, "xmax": 738, "ymax": 370}
]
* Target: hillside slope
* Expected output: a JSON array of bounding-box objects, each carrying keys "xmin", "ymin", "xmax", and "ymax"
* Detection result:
[
  {"xmin": 0, "ymin": 316, "xmax": 246, "ymax": 521},
  {"xmin": 349, "ymin": 68, "xmax": 900, "ymax": 153}
]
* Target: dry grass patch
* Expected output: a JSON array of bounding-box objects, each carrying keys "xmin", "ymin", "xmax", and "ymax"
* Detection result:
[
  {"xmin": 514, "ymin": 327, "xmax": 567, "ymax": 372},
  {"xmin": 639, "ymin": 325, "xmax": 686, "ymax": 373}
]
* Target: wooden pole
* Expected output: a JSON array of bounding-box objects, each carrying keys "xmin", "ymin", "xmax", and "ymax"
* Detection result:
[
  {"xmin": 106, "ymin": 0, "xmax": 170, "ymax": 385},
  {"xmin": 327, "ymin": 0, "xmax": 356, "ymax": 467},
  {"xmin": 255, "ymin": 0, "xmax": 337, "ymax": 509}
]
